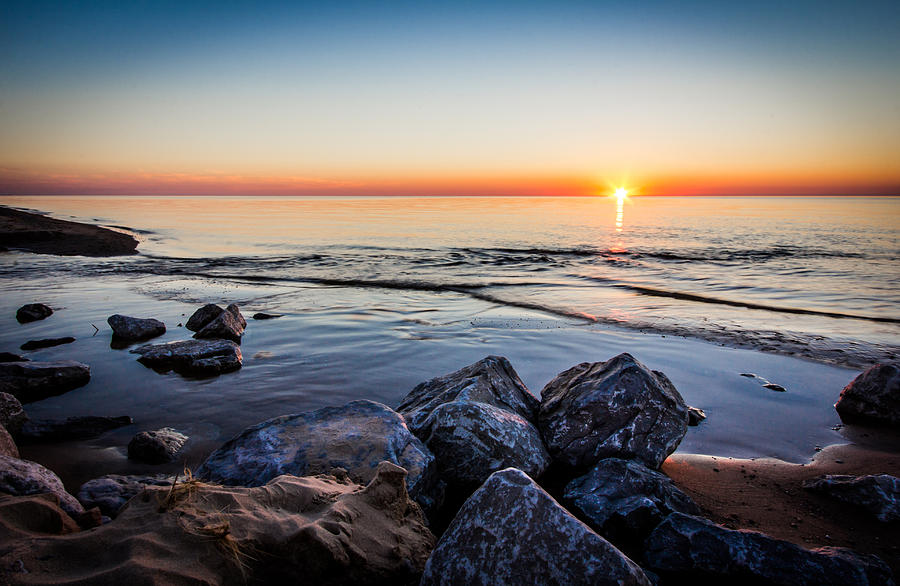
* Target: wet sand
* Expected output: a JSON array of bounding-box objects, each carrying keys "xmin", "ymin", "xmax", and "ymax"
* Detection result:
[
  {"xmin": 663, "ymin": 438, "xmax": 900, "ymax": 576},
  {"xmin": 0, "ymin": 206, "xmax": 138, "ymax": 256}
]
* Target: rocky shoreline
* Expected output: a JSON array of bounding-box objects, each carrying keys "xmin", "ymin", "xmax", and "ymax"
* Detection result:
[
  {"xmin": 1, "ymin": 298, "xmax": 898, "ymax": 585},
  {"xmin": 0, "ymin": 206, "xmax": 138, "ymax": 257}
]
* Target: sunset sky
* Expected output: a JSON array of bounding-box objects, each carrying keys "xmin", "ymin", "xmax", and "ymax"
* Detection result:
[{"xmin": 2, "ymin": 1, "xmax": 899, "ymax": 196}]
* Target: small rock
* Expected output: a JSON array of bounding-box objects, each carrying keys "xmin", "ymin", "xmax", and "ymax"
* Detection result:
[
  {"xmin": 0, "ymin": 392, "xmax": 27, "ymax": 434},
  {"xmin": 107, "ymin": 314, "xmax": 166, "ymax": 342},
  {"xmin": 131, "ymin": 339, "xmax": 242, "ymax": 376},
  {"xmin": 563, "ymin": 458, "xmax": 700, "ymax": 548},
  {"xmin": 0, "ymin": 353, "xmax": 27, "ymax": 363},
  {"xmin": 127, "ymin": 428, "xmax": 188, "ymax": 464},
  {"xmin": 763, "ymin": 383, "xmax": 787, "ymax": 392},
  {"xmin": 687, "ymin": 406, "xmax": 707, "ymax": 426},
  {"xmin": 196, "ymin": 400, "xmax": 442, "ymax": 515},
  {"xmin": 185, "ymin": 303, "xmax": 223, "ymax": 331},
  {"xmin": 20, "ymin": 337, "xmax": 76, "ymax": 351},
  {"xmin": 0, "ymin": 361, "xmax": 91, "ymax": 403},
  {"xmin": 77, "ymin": 473, "xmax": 174, "ymax": 517},
  {"xmin": 252, "ymin": 312, "xmax": 282, "ymax": 320},
  {"xmin": 538, "ymin": 353, "xmax": 688, "ymax": 471},
  {"xmin": 193, "ymin": 306, "xmax": 245, "ymax": 344},
  {"xmin": 645, "ymin": 512, "xmax": 894, "ymax": 585},
  {"xmin": 421, "ymin": 468, "xmax": 651, "ymax": 585},
  {"xmin": 17, "ymin": 415, "xmax": 132, "ymax": 443},
  {"xmin": 0, "ymin": 426, "xmax": 18, "ymax": 457},
  {"xmin": 803, "ymin": 474, "xmax": 900, "ymax": 523},
  {"xmin": 225, "ymin": 303, "xmax": 247, "ymax": 328},
  {"xmin": 0, "ymin": 454, "xmax": 84, "ymax": 517},
  {"xmin": 835, "ymin": 362, "xmax": 899, "ymax": 426},
  {"xmin": 15, "ymin": 303, "xmax": 52, "ymax": 323}
]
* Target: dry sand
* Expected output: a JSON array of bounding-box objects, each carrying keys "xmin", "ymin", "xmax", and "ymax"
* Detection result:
[
  {"xmin": 663, "ymin": 437, "xmax": 900, "ymax": 577},
  {"xmin": 0, "ymin": 206, "xmax": 137, "ymax": 256}
]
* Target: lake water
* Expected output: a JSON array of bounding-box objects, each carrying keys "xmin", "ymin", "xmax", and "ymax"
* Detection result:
[{"xmin": 1, "ymin": 195, "xmax": 897, "ymax": 488}]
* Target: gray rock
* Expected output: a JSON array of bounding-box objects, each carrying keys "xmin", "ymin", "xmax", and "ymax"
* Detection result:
[
  {"xmin": 107, "ymin": 314, "xmax": 166, "ymax": 341},
  {"xmin": 127, "ymin": 428, "xmax": 188, "ymax": 464},
  {"xmin": 803, "ymin": 474, "xmax": 900, "ymax": 523},
  {"xmin": 417, "ymin": 400, "xmax": 550, "ymax": 492},
  {"xmin": 18, "ymin": 415, "xmax": 132, "ymax": 443},
  {"xmin": 193, "ymin": 305, "xmax": 245, "ymax": 343},
  {"xmin": 687, "ymin": 406, "xmax": 707, "ymax": 426},
  {"xmin": 131, "ymin": 339, "xmax": 242, "ymax": 376},
  {"xmin": 398, "ymin": 355, "xmax": 539, "ymax": 433},
  {"xmin": 0, "ymin": 353, "xmax": 27, "ymax": 363},
  {"xmin": 0, "ymin": 392, "xmax": 27, "ymax": 434},
  {"xmin": 0, "ymin": 360, "xmax": 91, "ymax": 403},
  {"xmin": 645, "ymin": 512, "xmax": 895, "ymax": 586},
  {"xmin": 563, "ymin": 458, "xmax": 700, "ymax": 547},
  {"xmin": 185, "ymin": 303, "xmax": 223, "ymax": 331},
  {"xmin": 77, "ymin": 473, "xmax": 174, "ymax": 517},
  {"xmin": 225, "ymin": 303, "xmax": 247, "ymax": 328},
  {"xmin": 0, "ymin": 454, "xmax": 84, "ymax": 517},
  {"xmin": 196, "ymin": 400, "xmax": 442, "ymax": 515},
  {"xmin": 20, "ymin": 336, "xmax": 75, "ymax": 351},
  {"xmin": 421, "ymin": 468, "xmax": 650, "ymax": 585},
  {"xmin": 835, "ymin": 362, "xmax": 900, "ymax": 426},
  {"xmin": 538, "ymin": 353, "xmax": 688, "ymax": 470},
  {"xmin": 0, "ymin": 426, "xmax": 18, "ymax": 458},
  {"xmin": 15, "ymin": 303, "xmax": 52, "ymax": 323}
]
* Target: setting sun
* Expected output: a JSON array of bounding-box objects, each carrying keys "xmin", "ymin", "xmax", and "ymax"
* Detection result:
[{"xmin": 614, "ymin": 187, "xmax": 628, "ymax": 201}]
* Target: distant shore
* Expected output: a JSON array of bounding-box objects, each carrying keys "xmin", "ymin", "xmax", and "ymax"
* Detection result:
[{"xmin": 0, "ymin": 206, "xmax": 138, "ymax": 256}]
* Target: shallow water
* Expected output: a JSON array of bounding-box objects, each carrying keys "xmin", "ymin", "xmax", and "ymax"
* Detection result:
[{"xmin": 0, "ymin": 196, "xmax": 896, "ymax": 491}]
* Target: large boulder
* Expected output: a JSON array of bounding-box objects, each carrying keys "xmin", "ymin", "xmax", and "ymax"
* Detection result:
[
  {"xmin": 421, "ymin": 468, "xmax": 650, "ymax": 585},
  {"xmin": 77, "ymin": 473, "xmax": 175, "ymax": 518},
  {"xmin": 131, "ymin": 339, "xmax": 242, "ymax": 376},
  {"xmin": 538, "ymin": 353, "xmax": 688, "ymax": 470},
  {"xmin": 185, "ymin": 303, "xmax": 223, "ymax": 331},
  {"xmin": 0, "ymin": 360, "xmax": 91, "ymax": 403},
  {"xmin": 0, "ymin": 454, "xmax": 84, "ymax": 517},
  {"xmin": 197, "ymin": 400, "xmax": 442, "ymax": 515},
  {"xmin": 563, "ymin": 458, "xmax": 700, "ymax": 548},
  {"xmin": 1, "ymin": 462, "xmax": 436, "ymax": 585},
  {"xmin": 835, "ymin": 363, "xmax": 900, "ymax": 426},
  {"xmin": 415, "ymin": 400, "xmax": 550, "ymax": 493},
  {"xmin": 107, "ymin": 314, "xmax": 166, "ymax": 341},
  {"xmin": 15, "ymin": 303, "xmax": 52, "ymax": 323},
  {"xmin": 644, "ymin": 512, "xmax": 894, "ymax": 586},
  {"xmin": 398, "ymin": 355, "xmax": 539, "ymax": 432},
  {"xmin": 18, "ymin": 415, "xmax": 132, "ymax": 443},
  {"xmin": 0, "ymin": 392, "xmax": 27, "ymax": 435},
  {"xmin": 127, "ymin": 428, "xmax": 188, "ymax": 464},
  {"xmin": 193, "ymin": 303, "xmax": 246, "ymax": 344},
  {"xmin": 803, "ymin": 474, "xmax": 900, "ymax": 523}
]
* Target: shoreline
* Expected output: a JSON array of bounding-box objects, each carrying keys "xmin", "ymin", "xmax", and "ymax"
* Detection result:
[{"xmin": 0, "ymin": 205, "xmax": 138, "ymax": 256}]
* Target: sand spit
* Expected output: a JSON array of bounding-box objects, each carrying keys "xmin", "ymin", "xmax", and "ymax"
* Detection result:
[{"xmin": 0, "ymin": 206, "xmax": 138, "ymax": 256}]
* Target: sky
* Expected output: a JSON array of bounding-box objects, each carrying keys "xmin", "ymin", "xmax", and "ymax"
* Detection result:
[{"xmin": 1, "ymin": 1, "xmax": 899, "ymax": 196}]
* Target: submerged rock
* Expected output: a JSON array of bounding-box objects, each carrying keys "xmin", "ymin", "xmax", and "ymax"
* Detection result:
[
  {"xmin": 538, "ymin": 353, "xmax": 688, "ymax": 471},
  {"xmin": 197, "ymin": 400, "xmax": 442, "ymax": 515},
  {"xmin": 185, "ymin": 303, "xmax": 223, "ymax": 331},
  {"xmin": 0, "ymin": 360, "xmax": 91, "ymax": 403},
  {"xmin": 131, "ymin": 339, "xmax": 242, "ymax": 376},
  {"xmin": 194, "ymin": 304, "xmax": 245, "ymax": 344},
  {"xmin": 421, "ymin": 468, "xmax": 650, "ymax": 585},
  {"xmin": 127, "ymin": 428, "xmax": 188, "ymax": 464},
  {"xmin": 20, "ymin": 337, "xmax": 75, "ymax": 351},
  {"xmin": 0, "ymin": 454, "xmax": 84, "ymax": 517},
  {"xmin": 0, "ymin": 392, "xmax": 27, "ymax": 435},
  {"xmin": 107, "ymin": 314, "xmax": 166, "ymax": 341},
  {"xmin": 398, "ymin": 355, "xmax": 539, "ymax": 433},
  {"xmin": 15, "ymin": 303, "xmax": 52, "ymax": 323},
  {"xmin": 835, "ymin": 362, "xmax": 900, "ymax": 426},
  {"xmin": 77, "ymin": 473, "xmax": 175, "ymax": 518},
  {"xmin": 0, "ymin": 353, "xmax": 27, "ymax": 363},
  {"xmin": 2, "ymin": 462, "xmax": 435, "ymax": 585},
  {"xmin": 687, "ymin": 406, "xmax": 707, "ymax": 426},
  {"xmin": 252, "ymin": 312, "xmax": 282, "ymax": 320},
  {"xmin": 18, "ymin": 415, "xmax": 132, "ymax": 443},
  {"xmin": 563, "ymin": 458, "xmax": 700, "ymax": 548},
  {"xmin": 803, "ymin": 474, "xmax": 900, "ymax": 523},
  {"xmin": 644, "ymin": 512, "xmax": 894, "ymax": 586}
]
